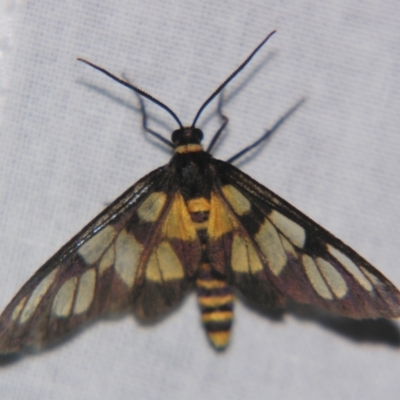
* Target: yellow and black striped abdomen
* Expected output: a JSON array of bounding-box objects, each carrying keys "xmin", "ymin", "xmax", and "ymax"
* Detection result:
[
  {"xmin": 187, "ymin": 197, "xmax": 234, "ymax": 350},
  {"xmin": 196, "ymin": 265, "xmax": 234, "ymax": 349}
]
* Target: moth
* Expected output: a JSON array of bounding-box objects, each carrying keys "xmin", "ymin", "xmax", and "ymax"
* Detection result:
[{"xmin": 1, "ymin": 31, "xmax": 399, "ymax": 354}]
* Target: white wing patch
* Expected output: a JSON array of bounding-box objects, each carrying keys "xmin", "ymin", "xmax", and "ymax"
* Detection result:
[
  {"xmin": 327, "ymin": 245, "xmax": 373, "ymax": 291},
  {"xmin": 316, "ymin": 258, "xmax": 348, "ymax": 299},
  {"xmin": 74, "ymin": 269, "xmax": 96, "ymax": 314},
  {"xmin": 114, "ymin": 229, "xmax": 143, "ymax": 288},
  {"xmin": 146, "ymin": 241, "xmax": 184, "ymax": 282},
  {"xmin": 52, "ymin": 277, "xmax": 78, "ymax": 317},
  {"xmin": 255, "ymin": 219, "xmax": 287, "ymax": 276},
  {"xmin": 222, "ymin": 185, "xmax": 251, "ymax": 216},
  {"xmin": 231, "ymin": 234, "xmax": 263, "ymax": 274},
  {"xmin": 302, "ymin": 255, "xmax": 333, "ymax": 300},
  {"xmin": 137, "ymin": 192, "xmax": 167, "ymax": 222},
  {"xmin": 99, "ymin": 246, "xmax": 115, "ymax": 275},
  {"xmin": 269, "ymin": 210, "xmax": 306, "ymax": 248},
  {"xmin": 78, "ymin": 225, "xmax": 116, "ymax": 264},
  {"xmin": 360, "ymin": 267, "xmax": 381, "ymax": 286},
  {"xmin": 19, "ymin": 268, "xmax": 59, "ymax": 324},
  {"xmin": 279, "ymin": 234, "xmax": 297, "ymax": 258}
]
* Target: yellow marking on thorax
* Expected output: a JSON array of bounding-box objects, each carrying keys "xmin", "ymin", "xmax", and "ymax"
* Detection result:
[{"xmin": 174, "ymin": 144, "xmax": 203, "ymax": 154}]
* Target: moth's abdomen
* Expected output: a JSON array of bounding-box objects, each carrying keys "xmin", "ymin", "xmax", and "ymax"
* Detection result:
[
  {"xmin": 196, "ymin": 264, "xmax": 234, "ymax": 350},
  {"xmin": 187, "ymin": 196, "xmax": 234, "ymax": 349}
]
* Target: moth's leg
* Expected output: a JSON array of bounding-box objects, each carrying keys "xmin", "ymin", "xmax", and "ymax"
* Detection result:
[{"xmin": 226, "ymin": 98, "xmax": 305, "ymax": 163}]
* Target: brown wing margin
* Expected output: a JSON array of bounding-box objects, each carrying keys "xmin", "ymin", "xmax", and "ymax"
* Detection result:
[
  {"xmin": 214, "ymin": 159, "xmax": 400, "ymax": 319},
  {"xmin": 0, "ymin": 166, "xmax": 169, "ymax": 354}
]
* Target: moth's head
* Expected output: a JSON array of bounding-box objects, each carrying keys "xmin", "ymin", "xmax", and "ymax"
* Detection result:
[{"xmin": 171, "ymin": 127, "xmax": 204, "ymax": 147}]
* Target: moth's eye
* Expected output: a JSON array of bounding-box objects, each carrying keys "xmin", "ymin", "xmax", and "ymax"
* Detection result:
[
  {"xmin": 194, "ymin": 128, "xmax": 203, "ymax": 143},
  {"xmin": 171, "ymin": 129, "xmax": 182, "ymax": 144}
]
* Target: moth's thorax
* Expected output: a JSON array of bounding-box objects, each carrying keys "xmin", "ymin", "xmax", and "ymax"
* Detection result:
[{"xmin": 170, "ymin": 149, "xmax": 214, "ymax": 200}]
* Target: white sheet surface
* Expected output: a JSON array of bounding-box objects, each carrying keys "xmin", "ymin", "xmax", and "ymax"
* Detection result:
[{"xmin": 1, "ymin": 1, "xmax": 400, "ymax": 399}]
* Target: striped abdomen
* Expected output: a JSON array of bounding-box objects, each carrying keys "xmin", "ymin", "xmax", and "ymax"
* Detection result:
[{"xmin": 187, "ymin": 197, "xmax": 234, "ymax": 350}]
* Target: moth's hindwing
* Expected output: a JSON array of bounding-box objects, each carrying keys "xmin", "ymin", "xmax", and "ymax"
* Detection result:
[
  {"xmin": 214, "ymin": 159, "xmax": 400, "ymax": 319},
  {"xmin": 0, "ymin": 166, "xmax": 201, "ymax": 353}
]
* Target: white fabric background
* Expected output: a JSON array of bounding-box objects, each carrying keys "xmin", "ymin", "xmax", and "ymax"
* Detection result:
[{"xmin": 0, "ymin": 1, "xmax": 400, "ymax": 399}]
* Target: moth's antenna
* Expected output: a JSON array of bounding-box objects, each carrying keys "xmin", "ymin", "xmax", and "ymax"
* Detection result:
[
  {"xmin": 191, "ymin": 30, "xmax": 276, "ymax": 128},
  {"xmin": 77, "ymin": 58, "xmax": 184, "ymax": 129}
]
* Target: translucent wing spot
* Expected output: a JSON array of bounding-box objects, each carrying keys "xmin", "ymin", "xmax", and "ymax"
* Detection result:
[
  {"xmin": 279, "ymin": 234, "xmax": 297, "ymax": 258},
  {"xmin": 78, "ymin": 225, "xmax": 116, "ymax": 264},
  {"xmin": 11, "ymin": 296, "xmax": 27, "ymax": 321},
  {"xmin": 221, "ymin": 185, "xmax": 251, "ymax": 216},
  {"xmin": 208, "ymin": 193, "xmax": 237, "ymax": 239},
  {"xmin": 360, "ymin": 267, "xmax": 381, "ymax": 287},
  {"xmin": 19, "ymin": 268, "xmax": 59, "ymax": 324},
  {"xmin": 146, "ymin": 253, "xmax": 161, "ymax": 282},
  {"xmin": 52, "ymin": 277, "xmax": 78, "ymax": 318},
  {"xmin": 74, "ymin": 269, "xmax": 96, "ymax": 314},
  {"xmin": 302, "ymin": 255, "xmax": 333, "ymax": 300},
  {"xmin": 114, "ymin": 229, "xmax": 143, "ymax": 288},
  {"xmin": 163, "ymin": 194, "xmax": 197, "ymax": 241},
  {"xmin": 137, "ymin": 192, "xmax": 167, "ymax": 222},
  {"xmin": 231, "ymin": 235, "xmax": 263, "ymax": 274},
  {"xmin": 146, "ymin": 241, "xmax": 184, "ymax": 282},
  {"xmin": 187, "ymin": 197, "xmax": 210, "ymax": 213},
  {"xmin": 99, "ymin": 246, "xmax": 115, "ymax": 275},
  {"xmin": 327, "ymin": 245, "xmax": 373, "ymax": 292},
  {"xmin": 316, "ymin": 258, "xmax": 348, "ymax": 299},
  {"xmin": 255, "ymin": 219, "xmax": 287, "ymax": 276},
  {"xmin": 269, "ymin": 210, "xmax": 306, "ymax": 248}
]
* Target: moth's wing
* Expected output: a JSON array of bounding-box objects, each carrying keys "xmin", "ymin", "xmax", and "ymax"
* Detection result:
[
  {"xmin": 206, "ymin": 179, "xmax": 285, "ymax": 309},
  {"xmin": 213, "ymin": 159, "xmax": 400, "ymax": 319},
  {"xmin": 0, "ymin": 166, "xmax": 199, "ymax": 354},
  {"xmin": 130, "ymin": 188, "xmax": 202, "ymax": 319}
]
